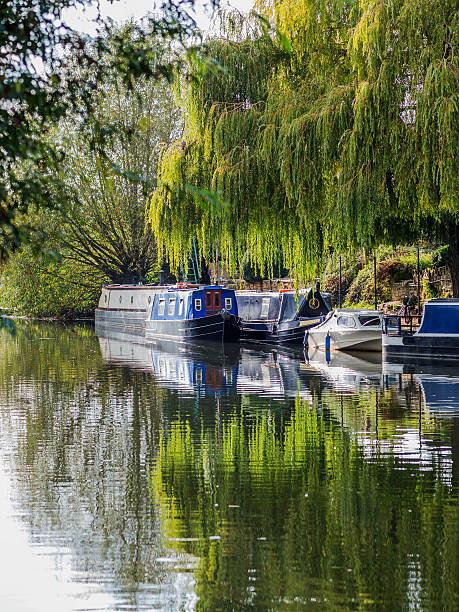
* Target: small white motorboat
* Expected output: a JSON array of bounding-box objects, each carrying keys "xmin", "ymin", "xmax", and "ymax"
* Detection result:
[{"xmin": 306, "ymin": 308, "xmax": 383, "ymax": 351}]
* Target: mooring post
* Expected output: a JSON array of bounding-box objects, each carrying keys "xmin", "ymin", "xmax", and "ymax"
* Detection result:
[
  {"xmin": 417, "ymin": 245, "xmax": 421, "ymax": 323},
  {"xmin": 338, "ymin": 255, "xmax": 342, "ymax": 308},
  {"xmin": 373, "ymin": 254, "xmax": 377, "ymax": 310}
]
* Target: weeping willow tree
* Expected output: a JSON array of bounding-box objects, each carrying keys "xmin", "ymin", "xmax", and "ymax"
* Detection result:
[{"xmin": 149, "ymin": 0, "xmax": 458, "ymax": 291}]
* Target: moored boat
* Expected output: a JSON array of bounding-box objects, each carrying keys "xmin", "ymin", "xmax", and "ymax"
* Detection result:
[
  {"xmin": 236, "ymin": 288, "xmax": 331, "ymax": 345},
  {"xmin": 306, "ymin": 308, "xmax": 383, "ymax": 351},
  {"xmin": 382, "ymin": 298, "xmax": 459, "ymax": 360},
  {"xmin": 95, "ymin": 284, "xmax": 241, "ymax": 343},
  {"xmin": 145, "ymin": 285, "xmax": 241, "ymax": 343}
]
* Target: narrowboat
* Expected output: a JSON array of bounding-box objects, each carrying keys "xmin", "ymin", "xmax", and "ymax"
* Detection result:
[
  {"xmin": 235, "ymin": 288, "xmax": 331, "ymax": 345},
  {"xmin": 306, "ymin": 308, "xmax": 383, "ymax": 351},
  {"xmin": 383, "ymin": 298, "xmax": 459, "ymax": 360},
  {"xmin": 95, "ymin": 284, "xmax": 241, "ymax": 343},
  {"xmin": 145, "ymin": 285, "xmax": 241, "ymax": 343}
]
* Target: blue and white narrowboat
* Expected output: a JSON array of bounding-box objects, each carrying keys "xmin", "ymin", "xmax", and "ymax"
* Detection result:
[
  {"xmin": 236, "ymin": 288, "xmax": 331, "ymax": 344},
  {"xmin": 145, "ymin": 285, "xmax": 241, "ymax": 343},
  {"xmin": 383, "ymin": 298, "xmax": 459, "ymax": 360}
]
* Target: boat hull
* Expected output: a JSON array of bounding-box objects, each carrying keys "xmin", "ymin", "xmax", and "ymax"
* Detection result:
[
  {"xmin": 307, "ymin": 329, "xmax": 382, "ymax": 352},
  {"xmin": 383, "ymin": 334, "xmax": 459, "ymax": 360},
  {"xmin": 145, "ymin": 312, "xmax": 240, "ymax": 344},
  {"xmin": 241, "ymin": 318, "xmax": 322, "ymax": 345},
  {"xmin": 95, "ymin": 308, "xmax": 147, "ymax": 336}
]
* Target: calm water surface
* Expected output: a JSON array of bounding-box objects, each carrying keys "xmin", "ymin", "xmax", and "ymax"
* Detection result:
[{"xmin": 0, "ymin": 322, "xmax": 458, "ymax": 611}]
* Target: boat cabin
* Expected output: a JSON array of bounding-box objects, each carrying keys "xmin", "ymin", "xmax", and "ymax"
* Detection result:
[
  {"xmin": 148, "ymin": 286, "xmax": 238, "ymax": 321},
  {"xmin": 235, "ymin": 289, "xmax": 331, "ymax": 324},
  {"xmin": 235, "ymin": 289, "xmax": 331, "ymax": 344},
  {"xmin": 416, "ymin": 299, "xmax": 459, "ymax": 335}
]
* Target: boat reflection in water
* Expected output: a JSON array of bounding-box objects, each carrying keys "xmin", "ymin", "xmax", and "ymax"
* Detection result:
[
  {"xmin": 98, "ymin": 335, "xmax": 240, "ymax": 397},
  {"xmin": 98, "ymin": 333, "xmax": 323, "ymax": 401},
  {"xmin": 98, "ymin": 330, "xmax": 459, "ymax": 425},
  {"xmin": 308, "ymin": 346, "xmax": 459, "ymax": 416},
  {"xmin": 383, "ymin": 359, "xmax": 459, "ymax": 418},
  {"xmin": 306, "ymin": 347, "xmax": 383, "ymax": 392}
]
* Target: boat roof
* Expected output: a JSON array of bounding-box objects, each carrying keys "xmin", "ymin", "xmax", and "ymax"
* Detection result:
[
  {"xmin": 334, "ymin": 308, "xmax": 382, "ymax": 314},
  {"xmin": 235, "ymin": 290, "xmax": 281, "ymax": 297},
  {"xmin": 103, "ymin": 284, "xmax": 222, "ymax": 291},
  {"xmin": 423, "ymin": 298, "xmax": 459, "ymax": 304}
]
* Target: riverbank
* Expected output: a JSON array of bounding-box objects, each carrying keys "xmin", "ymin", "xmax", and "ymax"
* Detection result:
[{"xmin": 0, "ymin": 245, "xmax": 452, "ymax": 319}]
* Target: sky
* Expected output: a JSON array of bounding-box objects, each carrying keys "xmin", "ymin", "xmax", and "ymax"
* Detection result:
[{"xmin": 65, "ymin": 0, "xmax": 255, "ymax": 35}]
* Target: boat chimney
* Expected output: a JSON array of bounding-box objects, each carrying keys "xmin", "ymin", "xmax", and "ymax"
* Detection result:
[{"xmin": 159, "ymin": 269, "xmax": 165, "ymax": 286}]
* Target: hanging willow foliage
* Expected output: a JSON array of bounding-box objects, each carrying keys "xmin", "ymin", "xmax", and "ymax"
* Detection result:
[{"xmin": 149, "ymin": 0, "xmax": 458, "ymax": 285}]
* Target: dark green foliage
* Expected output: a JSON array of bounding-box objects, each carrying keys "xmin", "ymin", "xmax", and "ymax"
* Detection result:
[
  {"xmin": 0, "ymin": 0, "xmax": 220, "ymax": 252},
  {"xmin": 0, "ymin": 247, "xmax": 103, "ymax": 318}
]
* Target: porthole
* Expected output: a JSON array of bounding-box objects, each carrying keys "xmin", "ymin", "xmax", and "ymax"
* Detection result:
[
  {"xmin": 195, "ymin": 298, "xmax": 202, "ymax": 312},
  {"xmin": 225, "ymin": 297, "xmax": 232, "ymax": 310}
]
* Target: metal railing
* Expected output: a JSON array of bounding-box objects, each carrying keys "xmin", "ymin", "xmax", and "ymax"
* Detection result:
[{"xmin": 383, "ymin": 313, "xmax": 422, "ymax": 336}]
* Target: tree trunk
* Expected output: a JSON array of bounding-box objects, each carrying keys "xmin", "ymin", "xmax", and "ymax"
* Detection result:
[{"xmin": 447, "ymin": 223, "xmax": 459, "ymax": 297}]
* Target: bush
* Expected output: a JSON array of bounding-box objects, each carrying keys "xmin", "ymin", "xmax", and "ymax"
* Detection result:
[
  {"xmin": 327, "ymin": 247, "xmax": 437, "ymax": 307},
  {"xmin": 0, "ymin": 249, "xmax": 104, "ymax": 318}
]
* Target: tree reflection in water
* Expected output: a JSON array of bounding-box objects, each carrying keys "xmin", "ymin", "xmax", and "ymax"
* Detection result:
[{"xmin": 0, "ymin": 323, "xmax": 457, "ymax": 611}]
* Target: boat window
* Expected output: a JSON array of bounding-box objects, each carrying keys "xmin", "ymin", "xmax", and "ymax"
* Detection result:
[
  {"xmin": 119, "ymin": 296, "xmax": 122, "ymax": 304},
  {"xmin": 131, "ymin": 296, "xmax": 134, "ymax": 304},
  {"xmin": 148, "ymin": 296, "xmax": 151, "ymax": 305},
  {"xmin": 260, "ymin": 297, "xmax": 270, "ymax": 319},
  {"xmin": 225, "ymin": 297, "xmax": 232, "ymax": 310},
  {"xmin": 179, "ymin": 298, "xmax": 184, "ymax": 316},
  {"xmin": 104, "ymin": 295, "xmax": 107, "ymax": 303},
  {"xmin": 214, "ymin": 292, "xmax": 220, "ymax": 308},
  {"xmin": 206, "ymin": 292, "xmax": 212, "ymax": 308},
  {"xmin": 158, "ymin": 298, "xmax": 165, "ymax": 315},
  {"xmin": 195, "ymin": 298, "xmax": 202, "ymax": 312},
  {"xmin": 168, "ymin": 298, "xmax": 176, "ymax": 316},
  {"xmin": 358, "ymin": 315, "xmax": 380, "ymax": 327},
  {"xmin": 337, "ymin": 315, "xmax": 356, "ymax": 328}
]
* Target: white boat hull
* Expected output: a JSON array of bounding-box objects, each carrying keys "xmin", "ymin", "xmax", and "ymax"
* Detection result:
[{"xmin": 307, "ymin": 329, "xmax": 382, "ymax": 352}]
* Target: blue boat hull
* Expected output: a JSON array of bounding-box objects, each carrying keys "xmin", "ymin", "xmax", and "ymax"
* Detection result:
[{"xmin": 146, "ymin": 312, "xmax": 241, "ymax": 344}]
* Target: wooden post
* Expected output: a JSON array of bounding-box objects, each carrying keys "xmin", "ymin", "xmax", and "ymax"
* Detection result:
[
  {"xmin": 417, "ymin": 245, "xmax": 421, "ymax": 322},
  {"xmin": 374, "ymin": 254, "xmax": 377, "ymax": 310},
  {"xmin": 338, "ymin": 256, "xmax": 342, "ymax": 308}
]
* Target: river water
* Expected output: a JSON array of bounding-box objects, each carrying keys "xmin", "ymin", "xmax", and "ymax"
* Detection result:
[{"xmin": 0, "ymin": 322, "xmax": 458, "ymax": 611}]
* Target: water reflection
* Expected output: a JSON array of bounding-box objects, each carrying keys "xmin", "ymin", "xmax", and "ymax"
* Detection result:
[{"xmin": 0, "ymin": 323, "xmax": 457, "ymax": 611}]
